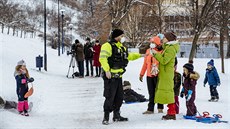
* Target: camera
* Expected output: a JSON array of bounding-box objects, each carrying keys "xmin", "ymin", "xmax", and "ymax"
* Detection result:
[
  {"xmin": 67, "ymin": 44, "xmax": 76, "ymax": 56},
  {"xmin": 67, "ymin": 50, "xmax": 75, "ymax": 56}
]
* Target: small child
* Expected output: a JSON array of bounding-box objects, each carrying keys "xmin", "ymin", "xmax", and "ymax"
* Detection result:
[
  {"xmin": 123, "ymin": 81, "xmax": 147, "ymax": 103},
  {"xmin": 204, "ymin": 59, "xmax": 220, "ymax": 102},
  {"xmin": 14, "ymin": 60, "xmax": 34, "ymax": 116},
  {"xmin": 180, "ymin": 63, "xmax": 200, "ymax": 116},
  {"xmin": 173, "ymin": 58, "xmax": 181, "ymax": 114}
]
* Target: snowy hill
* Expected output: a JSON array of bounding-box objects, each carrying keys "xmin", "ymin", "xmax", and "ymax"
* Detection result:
[{"xmin": 0, "ymin": 33, "xmax": 229, "ymax": 129}]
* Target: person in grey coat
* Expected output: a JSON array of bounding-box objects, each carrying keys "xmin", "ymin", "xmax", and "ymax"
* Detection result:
[{"xmin": 0, "ymin": 96, "xmax": 17, "ymax": 109}]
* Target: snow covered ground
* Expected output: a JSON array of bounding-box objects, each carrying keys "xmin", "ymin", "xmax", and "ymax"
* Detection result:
[{"xmin": 0, "ymin": 33, "xmax": 229, "ymax": 129}]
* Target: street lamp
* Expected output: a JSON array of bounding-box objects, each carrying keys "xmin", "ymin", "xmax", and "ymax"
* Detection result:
[
  {"xmin": 44, "ymin": 0, "xmax": 47, "ymax": 71},
  {"xmin": 69, "ymin": 23, "xmax": 73, "ymax": 45},
  {"xmin": 57, "ymin": 0, "xmax": 60, "ymax": 56},
  {"xmin": 60, "ymin": 9, "xmax": 65, "ymax": 54}
]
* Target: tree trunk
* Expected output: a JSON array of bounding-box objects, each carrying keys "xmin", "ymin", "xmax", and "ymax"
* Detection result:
[
  {"xmin": 21, "ymin": 30, "xmax": 23, "ymax": 38},
  {"xmin": 226, "ymin": 29, "xmax": 230, "ymax": 58},
  {"xmin": 189, "ymin": 33, "xmax": 200, "ymax": 61},
  {"xmin": 1, "ymin": 24, "xmax": 4, "ymax": 33},
  {"xmin": 13, "ymin": 26, "xmax": 15, "ymax": 36},
  {"xmin": 7, "ymin": 26, "xmax": 10, "ymax": 35},
  {"xmin": 220, "ymin": 28, "xmax": 225, "ymax": 73}
]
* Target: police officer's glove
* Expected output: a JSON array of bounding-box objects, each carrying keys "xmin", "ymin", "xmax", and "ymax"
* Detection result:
[
  {"xmin": 217, "ymin": 83, "xmax": 221, "ymax": 86},
  {"xmin": 186, "ymin": 90, "xmax": 193, "ymax": 101},
  {"xmin": 203, "ymin": 84, "xmax": 206, "ymax": 87},
  {"xmin": 105, "ymin": 71, "xmax": 111, "ymax": 79},
  {"xmin": 180, "ymin": 88, "xmax": 184, "ymax": 98},
  {"xmin": 27, "ymin": 77, "xmax": 34, "ymax": 83},
  {"xmin": 139, "ymin": 75, "xmax": 143, "ymax": 82}
]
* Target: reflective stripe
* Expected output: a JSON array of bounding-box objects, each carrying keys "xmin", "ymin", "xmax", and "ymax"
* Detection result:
[
  {"xmin": 100, "ymin": 50, "xmax": 110, "ymax": 55},
  {"xmin": 99, "ymin": 55, "xmax": 107, "ymax": 58}
]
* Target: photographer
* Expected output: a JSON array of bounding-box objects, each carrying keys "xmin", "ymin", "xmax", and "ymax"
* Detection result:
[{"xmin": 72, "ymin": 39, "xmax": 85, "ymax": 78}]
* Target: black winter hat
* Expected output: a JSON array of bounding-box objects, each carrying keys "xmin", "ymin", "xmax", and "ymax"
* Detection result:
[
  {"xmin": 86, "ymin": 37, "xmax": 90, "ymax": 41},
  {"xmin": 164, "ymin": 32, "xmax": 177, "ymax": 41},
  {"xmin": 75, "ymin": 39, "xmax": 80, "ymax": 44},
  {"xmin": 111, "ymin": 29, "xmax": 124, "ymax": 39},
  {"xmin": 183, "ymin": 63, "xmax": 194, "ymax": 72}
]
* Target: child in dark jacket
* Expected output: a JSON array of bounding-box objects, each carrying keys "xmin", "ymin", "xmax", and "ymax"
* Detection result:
[
  {"xmin": 123, "ymin": 81, "xmax": 147, "ymax": 103},
  {"xmin": 204, "ymin": 59, "xmax": 221, "ymax": 102},
  {"xmin": 180, "ymin": 63, "xmax": 200, "ymax": 116},
  {"xmin": 14, "ymin": 60, "xmax": 34, "ymax": 116},
  {"xmin": 174, "ymin": 58, "xmax": 181, "ymax": 114}
]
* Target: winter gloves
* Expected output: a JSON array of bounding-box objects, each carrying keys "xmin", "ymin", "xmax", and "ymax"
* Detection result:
[
  {"xmin": 27, "ymin": 77, "xmax": 34, "ymax": 83},
  {"xmin": 180, "ymin": 88, "xmax": 184, "ymax": 98},
  {"xmin": 186, "ymin": 90, "xmax": 193, "ymax": 101},
  {"xmin": 139, "ymin": 75, "xmax": 143, "ymax": 82},
  {"xmin": 180, "ymin": 88, "xmax": 193, "ymax": 101}
]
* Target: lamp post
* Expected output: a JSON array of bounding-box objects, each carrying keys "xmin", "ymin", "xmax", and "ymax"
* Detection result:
[
  {"xmin": 60, "ymin": 9, "xmax": 65, "ymax": 54},
  {"xmin": 57, "ymin": 0, "xmax": 60, "ymax": 56},
  {"xmin": 69, "ymin": 23, "xmax": 73, "ymax": 45},
  {"xmin": 44, "ymin": 0, "xmax": 47, "ymax": 71}
]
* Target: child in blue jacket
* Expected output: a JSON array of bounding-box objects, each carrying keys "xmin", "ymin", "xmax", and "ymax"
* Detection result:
[
  {"xmin": 14, "ymin": 60, "xmax": 34, "ymax": 116},
  {"xmin": 204, "ymin": 59, "xmax": 220, "ymax": 102}
]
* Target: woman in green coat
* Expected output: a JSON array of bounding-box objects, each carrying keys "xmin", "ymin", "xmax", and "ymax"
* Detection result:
[{"xmin": 152, "ymin": 32, "xmax": 180, "ymax": 120}]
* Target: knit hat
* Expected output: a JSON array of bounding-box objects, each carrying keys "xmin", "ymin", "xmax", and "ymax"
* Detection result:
[
  {"xmin": 123, "ymin": 80, "xmax": 131, "ymax": 90},
  {"xmin": 150, "ymin": 36, "xmax": 161, "ymax": 45},
  {"xmin": 164, "ymin": 32, "xmax": 177, "ymax": 41},
  {"xmin": 17, "ymin": 60, "xmax": 26, "ymax": 66},
  {"xmin": 111, "ymin": 29, "xmax": 124, "ymax": 39},
  {"xmin": 86, "ymin": 37, "xmax": 90, "ymax": 41},
  {"xmin": 183, "ymin": 63, "xmax": 194, "ymax": 72},
  {"xmin": 75, "ymin": 39, "xmax": 80, "ymax": 44},
  {"xmin": 207, "ymin": 59, "xmax": 214, "ymax": 66}
]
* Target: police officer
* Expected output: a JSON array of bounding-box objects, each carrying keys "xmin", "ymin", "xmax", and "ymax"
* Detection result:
[{"xmin": 99, "ymin": 29, "xmax": 142, "ymax": 125}]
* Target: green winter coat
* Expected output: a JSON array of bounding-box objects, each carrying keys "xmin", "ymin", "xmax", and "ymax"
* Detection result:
[{"xmin": 153, "ymin": 41, "xmax": 180, "ymax": 104}]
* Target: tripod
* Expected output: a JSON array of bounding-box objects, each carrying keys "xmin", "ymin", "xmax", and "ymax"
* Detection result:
[{"xmin": 66, "ymin": 53, "xmax": 77, "ymax": 78}]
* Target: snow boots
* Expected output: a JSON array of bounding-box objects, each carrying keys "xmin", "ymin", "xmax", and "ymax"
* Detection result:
[
  {"xmin": 208, "ymin": 96, "xmax": 219, "ymax": 102},
  {"xmin": 102, "ymin": 112, "xmax": 109, "ymax": 125},
  {"xmin": 113, "ymin": 111, "xmax": 128, "ymax": 122},
  {"xmin": 102, "ymin": 111, "xmax": 128, "ymax": 125},
  {"xmin": 162, "ymin": 114, "xmax": 176, "ymax": 120}
]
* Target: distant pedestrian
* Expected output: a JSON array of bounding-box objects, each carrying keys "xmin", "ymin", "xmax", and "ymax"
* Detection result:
[
  {"xmin": 93, "ymin": 40, "xmax": 101, "ymax": 77},
  {"xmin": 84, "ymin": 37, "xmax": 94, "ymax": 76},
  {"xmin": 72, "ymin": 39, "xmax": 85, "ymax": 78}
]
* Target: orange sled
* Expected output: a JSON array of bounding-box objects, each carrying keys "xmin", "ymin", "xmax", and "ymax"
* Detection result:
[{"xmin": 24, "ymin": 86, "xmax": 34, "ymax": 98}]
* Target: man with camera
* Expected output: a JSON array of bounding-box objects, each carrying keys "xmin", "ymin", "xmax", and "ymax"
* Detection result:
[{"xmin": 71, "ymin": 39, "xmax": 84, "ymax": 78}]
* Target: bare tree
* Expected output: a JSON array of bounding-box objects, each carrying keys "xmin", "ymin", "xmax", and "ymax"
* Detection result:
[{"xmin": 187, "ymin": 0, "xmax": 218, "ymax": 61}]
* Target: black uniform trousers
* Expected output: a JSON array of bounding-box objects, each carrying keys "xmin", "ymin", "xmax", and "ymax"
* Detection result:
[
  {"xmin": 103, "ymin": 77, "xmax": 123, "ymax": 113},
  {"xmin": 146, "ymin": 76, "xmax": 164, "ymax": 111},
  {"xmin": 85, "ymin": 59, "xmax": 93, "ymax": 76}
]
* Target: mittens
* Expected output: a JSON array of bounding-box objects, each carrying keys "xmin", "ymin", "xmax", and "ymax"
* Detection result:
[
  {"xmin": 186, "ymin": 90, "xmax": 193, "ymax": 101},
  {"xmin": 180, "ymin": 88, "xmax": 184, "ymax": 98},
  {"xmin": 27, "ymin": 77, "xmax": 34, "ymax": 83}
]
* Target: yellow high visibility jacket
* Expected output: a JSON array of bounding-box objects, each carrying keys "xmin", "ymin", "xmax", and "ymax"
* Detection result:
[{"xmin": 99, "ymin": 41, "xmax": 141, "ymax": 74}]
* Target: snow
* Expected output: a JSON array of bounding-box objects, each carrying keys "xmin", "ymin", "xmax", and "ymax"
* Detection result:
[{"xmin": 0, "ymin": 33, "xmax": 230, "ymax": 129}]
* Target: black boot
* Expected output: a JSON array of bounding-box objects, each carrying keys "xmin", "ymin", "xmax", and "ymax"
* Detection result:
[
  {"xmin": 102, "ymin": 112, "xmax": 110, "ymax": 125},
  {"xmin": 113, "ymin": 111, "xmax": 128, "ymax": 122}
]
